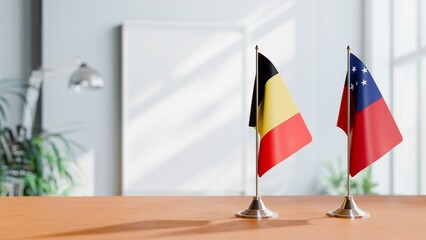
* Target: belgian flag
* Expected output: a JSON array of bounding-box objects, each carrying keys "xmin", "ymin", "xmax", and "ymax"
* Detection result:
[{"xmin": 249, "ymin": 53, "xmax": 312, "ymax": 177}]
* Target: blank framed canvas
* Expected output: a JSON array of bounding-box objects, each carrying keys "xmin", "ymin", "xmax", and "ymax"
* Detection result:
[{"xmin": 121, "ymin": 21, "xmax": 247, "ymax": 195}]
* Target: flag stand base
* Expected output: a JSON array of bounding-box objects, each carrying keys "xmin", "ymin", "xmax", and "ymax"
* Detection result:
[
  {"xmin": 236, "ymin": 196, "xmax": 277, "ymax": 219},
  {"xmin": 327, "ymin": 195, "xmax": 370, "ymax": 219}
]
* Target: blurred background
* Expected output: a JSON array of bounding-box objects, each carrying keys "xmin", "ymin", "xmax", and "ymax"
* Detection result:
[{"xmin": 0, "ymin": 0, "xmax": 424, "ymax": 196}]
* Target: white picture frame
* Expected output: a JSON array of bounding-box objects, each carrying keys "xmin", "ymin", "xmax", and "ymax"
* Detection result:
[{"xmin": 121, "ymin": 21, "xmax": 248, "ymax": 195}]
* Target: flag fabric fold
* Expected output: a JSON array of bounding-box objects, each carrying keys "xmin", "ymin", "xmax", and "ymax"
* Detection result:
[
  {"xmin": 337, "ymin": 53, "xmax": 403, "ymax": 177},
  {"xmin": 249, "ymin": 53, "xmax": 312, "ymax": 177}
]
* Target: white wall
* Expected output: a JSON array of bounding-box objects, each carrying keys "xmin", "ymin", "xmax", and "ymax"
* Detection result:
[
  {"xmin": 42, "ymin": 0, "xmax": 363, "ymax": 195},
  {"xmin": 366, "ymin": 0, "xmax": 426, "ymax": 195},
  {"xmin": 0, "ymin": 0, "xmax": 32, "ymax": 127}
]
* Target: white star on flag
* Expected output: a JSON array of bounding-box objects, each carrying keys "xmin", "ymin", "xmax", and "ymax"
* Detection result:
[
  {"xmin": 352, "ymin": 66, "xmax": 357, "ymax": 72},
  {"xmin": 362, "ymin": 67, "xmax": 368, "ymax": 74},
  {"xmin": 361, "ymin": 79, "xmax": 367, "ymax": 86},
  {"xmin": 350, "ymin": 83, "xmax": 354, "ymax": 91}
]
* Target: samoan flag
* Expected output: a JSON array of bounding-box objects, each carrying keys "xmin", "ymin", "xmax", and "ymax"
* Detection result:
[{"xmin": 337, "ymin": 53, "xmax": 402, "ymax": 177}]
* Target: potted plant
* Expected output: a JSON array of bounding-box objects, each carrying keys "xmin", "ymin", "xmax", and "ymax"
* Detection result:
[{"xmin": 0, "ymin": 78, "xmax": 81, "ymax": 196}]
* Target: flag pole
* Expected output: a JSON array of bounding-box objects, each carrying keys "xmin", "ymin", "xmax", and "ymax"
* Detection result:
[
  {"xmin": 327, "ymin": 46, "xmax": 369, "ymax": 219},
  {"xmin": 255, "ymin": 45, "xmax": 260, "ymax": 198},
  {"xmin": 346, "ymin": 46, "xmax": 351, "ymax": 198},
  {"xmin": 236, "ymin": 45, "xmax": 277, "ymax": 219}
]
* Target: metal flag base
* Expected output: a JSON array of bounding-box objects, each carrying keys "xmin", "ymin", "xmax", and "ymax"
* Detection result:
[
  {"xmin": 327, "ymin": 195, "xmax": 370, "ymax": 219},
  {"xmin": 236, "ymin": 196, "xmax": 278, "ymax": 219}
]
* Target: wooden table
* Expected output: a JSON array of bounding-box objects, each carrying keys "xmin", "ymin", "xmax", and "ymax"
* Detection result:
[{"xmin": 1, "ymin": 196, "xmax": 425, "ymax": 239}]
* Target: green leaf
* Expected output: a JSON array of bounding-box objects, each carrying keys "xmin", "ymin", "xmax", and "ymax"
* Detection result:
[
  {"xmin": 24, "ymin": 173, "xmax": 37, "ymax": 195},
  {"xmin": 0, "ymin": 96, "xmax": 11, "ymax": 109}
]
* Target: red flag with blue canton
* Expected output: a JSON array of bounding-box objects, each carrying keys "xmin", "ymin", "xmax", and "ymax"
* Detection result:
[{"xmin": 337, "ymin": 53, "xmax": 402, "ymax": 177}]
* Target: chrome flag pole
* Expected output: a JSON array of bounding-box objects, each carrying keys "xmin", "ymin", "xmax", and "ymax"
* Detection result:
[
  {"xmin": 327, "ymin": 46, "xmax": 369, "ymax": 219},
  {"xmin": 236, "ymin": 45, "xmax": 277, "ymax": 219}
]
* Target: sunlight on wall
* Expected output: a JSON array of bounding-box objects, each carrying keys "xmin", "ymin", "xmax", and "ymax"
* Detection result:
[
  {"xmin": 241, "ymin": 0, "xmax": 294, "ymax": 31},
  {"xmin": 393, "ymin": 0, "xmax": 417, "ymax": 59},
  {"xmin": 173, "ymin": 31, "xmax": 243, "ymax": 79},
  {"xmin": 258, "ymin": 19, "xmax": 295, "ymax": 68},
  {"xmin": 393, "ymin": 62, "xmax": 418, "ymax": 194}
]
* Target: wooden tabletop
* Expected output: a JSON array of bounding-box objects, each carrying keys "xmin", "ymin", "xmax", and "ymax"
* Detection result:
[{"xmin": 1, "ymin": 195, "xmax": 425, "ymax": 239}]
